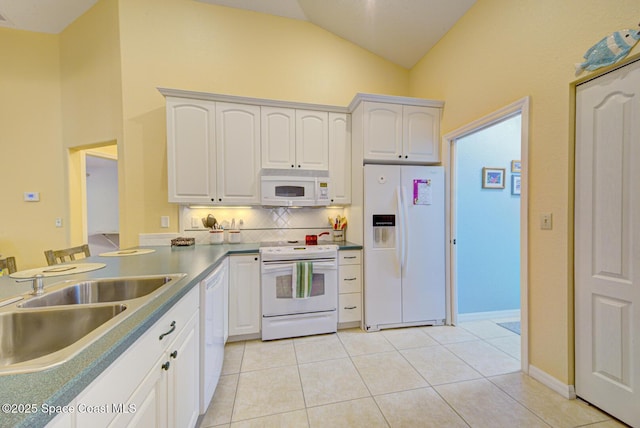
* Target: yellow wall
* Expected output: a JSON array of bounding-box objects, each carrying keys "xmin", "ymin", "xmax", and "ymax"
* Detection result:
[
  {"xmin": 60, "ymin": 0, "xmax": 123, "ymax": 249},
  {"xmin": 0, "ymin": 29, "xmax": 65, "ymax": 269},
  {"xmin": 410, "ymin": 0, "xmax": 640, "ymax": 384},
  {"xmin": 115, "ymin": 0, "xmax": 409, "ymax": 248}
]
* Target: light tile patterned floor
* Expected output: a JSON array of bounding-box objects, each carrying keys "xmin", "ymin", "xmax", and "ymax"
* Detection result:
[{"xmin": 200, "ymin": 321, "xmax": 627, "ymax": 428}]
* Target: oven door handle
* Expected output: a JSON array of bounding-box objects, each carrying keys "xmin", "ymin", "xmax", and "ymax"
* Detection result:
[{"xmin": 262, "ymin": 261, "xmax": 336, "ymax": 272}]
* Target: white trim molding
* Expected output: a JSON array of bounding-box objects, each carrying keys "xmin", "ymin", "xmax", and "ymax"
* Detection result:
[
  {"xmin": 457, "ymin": 309, "xmax": 521, "ymax": 323},
  {"xmin": 443, "ymin": 96, "xmax": 530, "ymax": 374},
  {"xmin": 529, "ymin": 365, "xmax": 577, "ymax": 400}
]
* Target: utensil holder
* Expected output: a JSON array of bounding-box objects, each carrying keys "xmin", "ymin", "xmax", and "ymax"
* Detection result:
[
  {"xmin": 228, "ymin": 230, "xmax": 241, "ymax": 243},
  {"xmin": 209, "ymin": 230, "xmax": 224, "ymax": 244},
  {"xmin": 332, "ymin": 229, "xmax": 345, "ymax": 242}
]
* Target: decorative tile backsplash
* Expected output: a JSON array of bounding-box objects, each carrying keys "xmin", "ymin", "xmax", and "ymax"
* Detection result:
[{"xmin": 179, "ymin": 206, "xmax": 345, "ymax": 244}]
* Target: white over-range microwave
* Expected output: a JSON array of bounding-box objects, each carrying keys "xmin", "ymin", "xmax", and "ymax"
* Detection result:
[{"xmin": 261, "ymin": 170, "xmax": 331, "ymax": 207}]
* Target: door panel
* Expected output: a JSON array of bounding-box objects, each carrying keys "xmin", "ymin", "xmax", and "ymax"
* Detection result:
[
  {"xmin": 400, "ymin": 166, "xmax": 446, "ymax": 323},
  {"xmin": 575, "ymin": 59, "xmax": 640, "ymax": 428},
  {"xmin": 364, "ymin": 165, "xmax": 402, "ymax": 328}
]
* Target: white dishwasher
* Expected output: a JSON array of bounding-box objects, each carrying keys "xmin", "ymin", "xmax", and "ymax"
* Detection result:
[{"xmin": 199, "ymin": 258, "xmax": 229, "ymax": 414}]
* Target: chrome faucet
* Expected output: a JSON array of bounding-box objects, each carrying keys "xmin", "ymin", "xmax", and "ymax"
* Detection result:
[{"xmin": 16, "ymin": 274, "xmax": 45, "ymax": 295}]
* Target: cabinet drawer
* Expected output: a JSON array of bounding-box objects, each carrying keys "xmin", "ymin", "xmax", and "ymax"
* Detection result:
[
  {"xmin": 339, "ymin": 293, "xmax": 361, "ymax": 323},
  {"xmin": 339, "ymin": 250, "xmax": 361, "ymax": 265},
  {"xmin": 339, "ymin": 265, "xmax": 361, "ymax": 294}
]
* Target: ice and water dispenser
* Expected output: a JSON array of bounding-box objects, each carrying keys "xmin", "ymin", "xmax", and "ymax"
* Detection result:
[{"xmin": 372, "ymin": 214, "xmax": 395, "ymax": 248}]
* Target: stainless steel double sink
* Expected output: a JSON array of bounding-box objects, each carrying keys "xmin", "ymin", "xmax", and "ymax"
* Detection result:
[{"xmin": 0, "ymin": 273, "xmax": 186, "ymax": 374}]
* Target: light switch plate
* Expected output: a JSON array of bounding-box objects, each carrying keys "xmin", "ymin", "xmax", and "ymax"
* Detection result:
[{"xmin": 541, "ymin": 213, "xmax": 552, "ymax": 230}]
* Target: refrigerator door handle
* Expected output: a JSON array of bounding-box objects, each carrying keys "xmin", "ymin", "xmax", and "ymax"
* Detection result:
[
  {"xmin": 396, "ymin": 185, "xmax": 404, "ymax": 269},
  {"xmin": 400, "ymin": 185, "xmax": 410, "ymax": 273}
]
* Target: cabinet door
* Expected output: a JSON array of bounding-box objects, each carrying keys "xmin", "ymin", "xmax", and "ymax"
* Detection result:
[
  {"xmin": 166, "ymin": 98, "xmax": 216, "ymax": 203},
  {"xmin": 363, "ymin": 102, "xmax": 402, "ymax": 161},
  {"xmin": 168, "ymin": 312, "xmax": 200, "ymax": 428},
  {"xmin": 215, "ymin": 103, "xmax": 261, "ymax": 204},
  {"xmin": 295, "ymin": 110, "xmax": 328, "ymax": 170},
  {"xmin": 328, "ymin": 112, "xmax": 351, "ymax": 204},
  {"xmin": 403, "ymin": 105, "xmax": 440, "ymax": 163},
  {"xmin": 261, "ymin": 107, "xmax": 296, "ymax": 169},
  {"xmin": 228, "ymin": 255, "xmax": 261, "ymax": 336}
]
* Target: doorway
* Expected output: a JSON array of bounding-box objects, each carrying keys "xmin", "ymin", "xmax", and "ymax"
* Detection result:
[
  {"xmin": 68, "ymin": 143, "xmax": 119, "ymax": 254},
  {"xmin": 85, "ymin": 153, "xmax": 119, "ymax": 254},
  {"xmin": 444, "ymin": 97, "xmax": 530, "ymax": 372}
]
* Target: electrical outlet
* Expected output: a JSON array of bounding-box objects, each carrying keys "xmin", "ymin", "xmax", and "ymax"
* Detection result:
[
  {"xmin": 541, "ymin": 213, "xmax": 552, "ymax": 230},
  {"xmin": 161, "ymin": 216, "xmax": 170, "ymax": 228},
  {"xmin": 55, "ymin": 217, "xmax": 63, "ymax": 228},
  {"xmin": 191, "ymin": 217, "xmax": 200, "ymax": 228}
]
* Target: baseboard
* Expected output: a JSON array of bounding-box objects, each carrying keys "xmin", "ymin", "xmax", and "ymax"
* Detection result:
[
  {"xmin": 457, "ymin": 309, "xmax": 521, "ymax": 323},
  {"xmin": 528, "ymin": 364, "xmax": 576, "ymax": 399}
]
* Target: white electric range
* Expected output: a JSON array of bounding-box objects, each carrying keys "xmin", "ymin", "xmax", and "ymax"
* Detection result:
[{"xmin": 259, "ymin": 244, "xmax": 338, "ymax": 340}]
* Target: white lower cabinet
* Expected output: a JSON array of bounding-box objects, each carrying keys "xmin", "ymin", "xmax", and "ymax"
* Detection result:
[
  {"xmin": 338, "ymin": 250, "xmax": 362, "ymax": 326},
  {"xmin": 65, "ymin": 287, "xmax": 200, "ymax": 428},
  {"xmin": 228, "ymin": 254, "xmax": 261, "ymax": 338}
]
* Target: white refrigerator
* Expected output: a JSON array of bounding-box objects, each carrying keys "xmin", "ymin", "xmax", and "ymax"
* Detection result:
[{"xmin": 363, "ymin": 164, "xmax": 446, "ymax": 331}]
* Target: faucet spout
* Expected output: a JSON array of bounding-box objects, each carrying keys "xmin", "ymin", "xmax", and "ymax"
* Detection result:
[
  {"xmin": 32, "ymin": 274, "xmax": 45, "ymax": 295},
  {"xmin": 16, "ymin": 274, "xmax": 46, "ymax": 295}
]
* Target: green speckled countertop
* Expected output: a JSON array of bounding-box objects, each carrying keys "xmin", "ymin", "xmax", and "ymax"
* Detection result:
[{"xmin": 0, "ymin": 241, "xmax": 361, "ymax": 427}]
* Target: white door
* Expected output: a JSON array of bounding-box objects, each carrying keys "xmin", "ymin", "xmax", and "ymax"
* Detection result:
[
  {"xmin": 215, "ymin": 102, "xmax": 261, "ymax": 204},
  {"xmin": 166, "ymin": 98, "xmax": 216, "ymax": 204},
  {"xmin": 328, "ymin": 112, "xmax": 351, "ymax": 204},
  {"xmin": 261, "ymin": 106, "xmax": 295, "ymax": 169},
  {"xmin": 402, "ymin": 106, "xmax": 440, "ymax": 163},
  {"xmin": 400, "ymin": 166, "xmax": 446, "ymax": 323},
  {"xmin": 295, "ymin": 109, "xmax": 328, "ymax": 170},
  {"xmin": 363, "ymin": 102, "xmax": 403, "ymax": 161},
  {"xmin": 575, "ymin": 59, "xmax": 640, "ymax": 428},
  {"xmin": 364, "ymin": 164, "xmax": 402, "ymax": 328}
]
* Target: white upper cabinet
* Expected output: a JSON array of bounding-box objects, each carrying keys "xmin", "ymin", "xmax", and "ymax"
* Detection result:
[
  {"xmin": 402, "ymin": 105, "xmax": 440, "ymax": 162},
  {"xmin": 261, "ymin": 107, "xmax": 329, "ymax": 170},
  {"xmin": 356, "ymin": 97, "xmax": 442, "ymax": 164},
  {"xmin": 161, "ymin": 88, "xmax": 351, "ymax": 205},
  {"xmin": 295, "ymin": 109, "xmax": 329, "ymax": 170},
  {"xmin": 328, "ymin": 112, "xmax": 351, "ymax": 204},
  {"xmin": 363, "ymin": 102, "xmax": 403, "ymax": 161},
  {"xmin": 261, "ymin": 107, "xmax": 296, "ymax": 169},
  {"xmin": 215, "ymin": 102, "xmax": 261, "ymax": 205},
  {"xmin": 166, "ymin": 98, "xmax": 216, "ymax": 204}
]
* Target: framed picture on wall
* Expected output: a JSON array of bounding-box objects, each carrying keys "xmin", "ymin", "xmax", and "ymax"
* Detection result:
[
  {"xmin": 511, "ymin": 160, "xmax": 522, "ymax": 173},
  {"xmin": 511, "ymin": 175, "xmax": 521, "ymax": 195},
  {"xmin": 482, "ymin": 167, "xmax": 505, "ymax": 189}
]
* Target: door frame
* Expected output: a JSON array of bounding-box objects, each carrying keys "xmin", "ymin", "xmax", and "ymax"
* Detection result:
[{"xmin": 443, "ymin": 97, "xmax": 530, "ymax": 373}]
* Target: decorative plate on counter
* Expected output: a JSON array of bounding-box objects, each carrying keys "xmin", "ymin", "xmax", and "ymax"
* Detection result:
[
  {"xmin": 10, "ymin": 262, "xmax": 107, "ymax": 278},
  {"xmin": 99, "ymin": 249, "xmax": 156, "ymax": 257}
]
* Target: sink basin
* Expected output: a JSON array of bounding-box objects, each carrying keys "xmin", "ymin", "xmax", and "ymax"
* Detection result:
[
  {"xmin": 0, "ymin": 304, "xmax": 126, "ymax": 367},
  {"xmin": 18, "ymin": 274, "xmax": 185, "ymax": 308}
]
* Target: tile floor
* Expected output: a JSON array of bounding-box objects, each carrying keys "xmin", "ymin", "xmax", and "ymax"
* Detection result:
[{"xmin": 200, "ymin": 319, "xmax": 627, "ymax": 428}]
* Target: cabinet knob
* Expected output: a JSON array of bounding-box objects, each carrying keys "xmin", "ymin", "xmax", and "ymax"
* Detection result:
[
  {"xmin": 170, "ymin": 350, "xmax": 178, "ymax": 359},
  {"xmin": 254, "ymin": 257, "xmax": 258, "ymax": 261},
  {"xmin": 218, "ymin": 198, "xmax": 222, "ymax": 202},
  {"xmin": 405, "ymin": 155, "xmax": 408, "ymax": 159},
  {"xmin": 297, "ymin": 165, "xmax": 301, "ymax": 168},
  {"xmin": 291, "ymin": 165, "xmax": 295, "ymax": 168},
  {"xmin": 398, "ymin": 155, "xmax": 402, "ymax": 158},
  {"xmin": 161, "ymin": 361, "xmax": 171, "ymax": 371}
]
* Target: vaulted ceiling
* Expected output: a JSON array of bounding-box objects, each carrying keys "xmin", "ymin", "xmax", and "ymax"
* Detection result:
[{"xmin": 0, "ymin": 0, "xmax": 475, "ymax": 69}]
